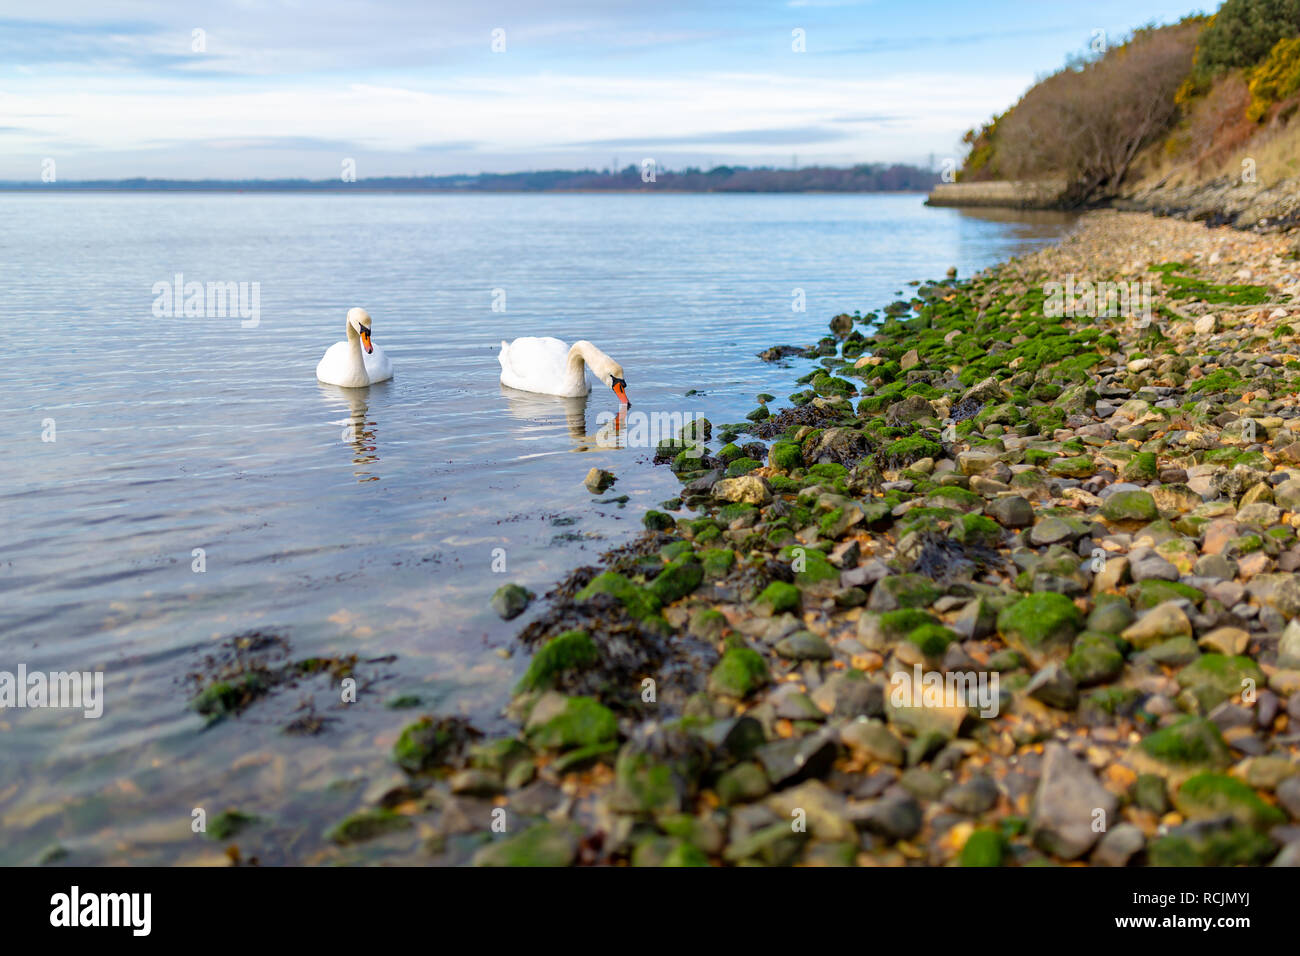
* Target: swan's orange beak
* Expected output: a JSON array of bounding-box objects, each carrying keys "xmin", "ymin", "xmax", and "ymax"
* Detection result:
[
  {"xmin": 360, "ymin": 328, "xmax": 373, "ymax": 354},
  {"xmin": 612, "ymin": 378, "xmax": 629, "ymax": 405}
]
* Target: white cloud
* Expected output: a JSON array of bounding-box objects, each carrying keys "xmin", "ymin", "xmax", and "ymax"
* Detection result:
[{"xmin": 0, "ymin": 67, "xmax": 1028, "ymax": 177}]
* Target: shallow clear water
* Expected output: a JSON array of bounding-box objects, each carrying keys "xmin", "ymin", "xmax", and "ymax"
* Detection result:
[{"xmin": 0, "ymin": 193, "xmax": 1074, "ymax": 863}]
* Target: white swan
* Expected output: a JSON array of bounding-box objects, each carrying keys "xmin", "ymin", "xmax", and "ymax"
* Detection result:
[
  {"xmin": 498, "ymin": 337, "xmax": 628, "ymax": 403},
  {"xmin": 316, "ymin": 307, "xmax": 393, "ymax": 388}
]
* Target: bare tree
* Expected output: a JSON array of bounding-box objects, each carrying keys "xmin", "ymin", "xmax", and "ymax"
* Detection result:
[{"xmin": 995, "ymin": 22, "xmax": 1200, "ymax": 202}]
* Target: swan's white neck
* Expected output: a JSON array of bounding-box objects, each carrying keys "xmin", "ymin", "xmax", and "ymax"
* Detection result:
[
  {"xmin": 343, "ymin": 319, "xmax": 367, "ymax": 382},
  {"xmin": 565, "ymin": 340, "xmax": 612, "ymax": 392}
]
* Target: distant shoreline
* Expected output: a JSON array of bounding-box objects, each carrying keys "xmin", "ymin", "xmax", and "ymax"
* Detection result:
[
  {"xmin": 1, "ymin": 186, "xmax": 935, "ymax": 195},
  {"xmin": 0, "ymin": 163, "xmax": 941, "ymax": 195}
]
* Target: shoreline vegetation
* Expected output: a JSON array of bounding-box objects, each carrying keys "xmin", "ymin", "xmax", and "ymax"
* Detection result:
[
  {"xmin": 307, "ymin": 209, "xmax": 1300, "ymax": 866},
  {"xmin": 0, "ymin": 163, "xmax": 938, "ymax": 194},
  {"xmin": 934, "ymin": 2, "xmax": 1300, "ymax": 233}
]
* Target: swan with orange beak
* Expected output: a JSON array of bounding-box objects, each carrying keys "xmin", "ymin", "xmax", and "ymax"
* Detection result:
[
  {"xmin": 317, "ymin": 307, "xmax": 394, "ymax": 387},
  {"xmin": 499, "ymin": 337, "xmax": 630, "ymax": 406}
]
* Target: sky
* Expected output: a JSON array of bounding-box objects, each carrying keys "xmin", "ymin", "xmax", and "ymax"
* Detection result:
[{"xmin": 0, "ymin": 0, "xmax": 1211, "ymax": 181}]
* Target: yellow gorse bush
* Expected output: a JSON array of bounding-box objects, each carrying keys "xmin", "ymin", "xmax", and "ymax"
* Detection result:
[{"xmin": 1248, "ymin": 35, "xmax": 1300, "ymax": 121}]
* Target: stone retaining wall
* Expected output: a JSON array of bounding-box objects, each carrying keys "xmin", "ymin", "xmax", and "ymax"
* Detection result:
[{"xmin": 925, "ymin": 179, "xmax": 1069, "ymax": 209}]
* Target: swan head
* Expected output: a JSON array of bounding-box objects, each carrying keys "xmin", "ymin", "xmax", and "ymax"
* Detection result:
[
  {"xmin": 607, "ymin": 371, "xmax": 629, "ymax": 405},
  {"xmin": 574, "ymin": 341, "xmax": 629, "ymax": 405},
  {"xmin": 348, "ymin": 307, "xmax": 374, "ymax": 354}
]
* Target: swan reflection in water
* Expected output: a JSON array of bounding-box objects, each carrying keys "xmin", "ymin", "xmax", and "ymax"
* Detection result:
[
  {"xmin": 499, "ymin": 385, "xmax": 628, "ymax": 452},
  {"xmin": 318, "ymin": 383, "xmax": 381, "ymax": 481}
]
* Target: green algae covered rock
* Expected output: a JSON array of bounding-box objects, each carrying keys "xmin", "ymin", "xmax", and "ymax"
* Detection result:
[
  {"xmin": 473, "ymin": 822, "xmax": 584, "ymax": 866},
  {"xmin": 1147, "ymin": 818, "xmax": 1277, "ymax": 866},
  {"xmin": 647, "ymin": 557, "xmax": 704, "ymax": 604},
  {"xmin": 393, "ymin": 716, "xmax": 479, "ymax": 773},
  {"xmin": 1175, "ymin": 654, "xmax": 1265, "ymax": 712},
  {"xmin": 327, "ymin": 809, "xmax": 412, "ymax": 845},
  {"xmin": 1173, "ymin": 773, "xmax": 1285, "ymax": 829},
  {"xmin": 1139, "ymin": 716, "xmax": 1232, "ymax": 769},
  {"xmin": 643, "ymin": 510, "xmax": 676, "ymax": 531},
  {"xmin": 1101, "ymin": 490, "xmax": 1159, "ymax": 523},
  {"xmin": 575, "ymin": 571, "xmax": 664, "ymax": 625},
  {"xmin": 756, "ymin": 580, "xmax": 801, "ymax": 615},
  {"xmin": 515, "ymin": 629, "xmax": 598, "ymax": 694},
  {"xmin": 526, "ymin": 695, "xmax": 618, "ymax": 751},
  {"xmin": 700, "ymin": 547, "xmax": 736, "ymax": 579},
  {"xmin": 867, "ymin": 573, "xmax": 943, "ymax": 612},
  {"xmin": 959, "ymin": 829, "xmax": 1005, "ymax": 867},
  {"xmin": 1064, "ymin": 632, "xmax": 1124, "ymax": 686},
  {"xmin": 907, "ymin": 623, "xmax": 958, "ymax": 658},
  {"xmin": 769, "ymin": 441, "xmax": 804, "ymax": 472},
  {"xmin": 997, "ymin": 592, "xmax": 1083, "ymax": 659},
  {"xmin": 708, "ymin": 646, "xmax": 770, "ymax": 698}
]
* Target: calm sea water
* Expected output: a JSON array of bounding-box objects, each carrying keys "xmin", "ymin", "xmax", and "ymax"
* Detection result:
[{"xmin": 0, "ymin": 193, "xmax": 1074, "ymax": 863}]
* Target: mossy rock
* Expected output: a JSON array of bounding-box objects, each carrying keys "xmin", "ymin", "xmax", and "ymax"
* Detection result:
[
  {"xmin": 1139, "ymin": 716, "xmax": 1231, "ymax": 769},
  {"xmin": 1048, "ymin": 456, "xmax": 1095, "ymax": 478},
  {"xmin": 661, "ymin": 540, "xmax": 693, "ymax": 561},
  {"xmin": 756, "ymin": 580, "xmax": 801, "ymax": 615},
  {"xmin": 812, "ymin": 372, "xmax": 855, "ymax": 397},
  {"xmin": 631, "ymin": 837, "xmax": 710, "ymax": 867},
  {"xmin": 1175, "ymin": 654, "xmax": 1265, "ymax": 712},
  {"xmin": 959, "ymin": 829, "xmax": 1004, "ymax": 867},
  {"xmin": 647, "ymin": 558, "xmax": 704, "ymax": 605},
  {"xmin": 1173, "ymin": 773, "xmax": 1285, "ymax": 829},
  {"xmin": 1064, "ymin": 632, "xmax": 1124, "ymax": 686},
  {"xmin": 700, "ymin": 547, "xmax": 736, "ymax": 578},
  {"xmin": 575, "ymin": 571, "xmax": 662, "ymax": 622},
  {"xmin": 1132, "ymin": 774, "xmax": 1170, "ymax": 815},
  {"xmin": 689, "ymin": 607, "xmax": 728, "ymax": 640},
  {"xmin": 192, "ymin": 673, "xmax": 268, "ymax": 719},
  {"xmin": 526, "ymin": 696, "xmax": 618, "ymax": 751},
  {"xmin": 208, "ymin": 809, "xmax": 259, "ymax": 841},
  {"xmin": 869, "ymin": 573, "xmax": 943, "ymax": 611},
  {"xmin": 1079, "ymin": 686, "xmax": 1142, "ymax": 723},
  {"xmin": 715, "ymin": 762, "xmax": 771, "ymax": 805},
  {"xmin": 708, "ymin": 647, "xmax": 770, "ymax": 699},
  {"xmin": 996, "ymin": 592, "xmax": 1082, "ymax": 656},
  {"xmin": 1146, "ymin": 819, "xmax": 1276, "ymax": 866},
  {"xmin": 612, "ymin": 748, "xmax": 688, "ymax": 816},
  {"xmin": 882, "ymin": 434, "xmax": 943, "ymax": 466},
  {"xmin": 879, "ymin": 607, "xmax": 938, "ymax": 640},
  {"xmin": 393, "ymin": 716, "xmax": 478, "ymax": 773},
  {"xmin": 717, "ymin": 502, "xmax": 757, "ymax": 524},
  {"xmin": 725, "ymin": 457, "xmax": 763, "ymax": 478},
  {"xmin": 1128, "ymin": 579, "xmax": 1203, "ymax": 610},
  {"xmin": 908, "ymin": 623, "xmax": 957, "ymax": 658},
  {"xmin": 951, "ymin": 512, "xmax": 1002, "ymax": 546},
  {"xmin": 468, "ymin": 737, "xmax": 533, "ymax": 773},
  {"xmin": 928, "ymin": 486, "xmax": 984, "ymax": 513},
  {"xmin": 807, "ymin": 461, "xmax": 849, "ymax": 482},
  {"xmin": 769, "ymin": 441, "xmax": 804, "ymax": 472},
  {"xmin": 490, "ymin": 582, "xmax": 534, "ymax": 620},
  {"xmin": 327, "ymin": 809, "xmax": 412, "ymax": 845},
  {"xmin": 515, "ymin": 630, "xmax": 598, "ymax": 694},
  {"xmin": 679, "ymin": 418, "xmax": 712, "ymax": 444},
  {"xmin": 781, "ymin": 546, "xmax": 841, "ymax": 587},
  {"xmin": 1120, "ymin": 452, "xmax": 1158, "ymax": 482},
  {"xmin": 643, "ymin": 510, "xmax": 676, "ymax": 531},
  {"xmin": 1101, "ymin": 490, "xmax": 1158, "ymax": 523},
  {"xmin": 473, "ymin": 822, "xmax": 584, "ymax": 867}
]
